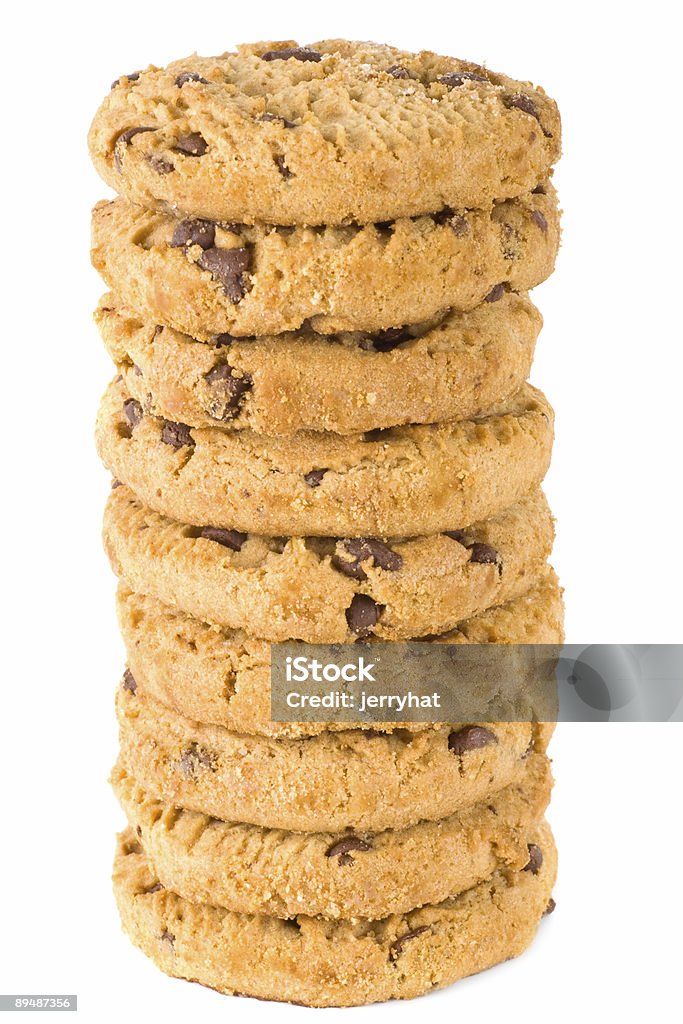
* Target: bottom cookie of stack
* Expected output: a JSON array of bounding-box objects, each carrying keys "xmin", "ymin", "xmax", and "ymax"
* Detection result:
[{"xmin": 114, "ymin": 820, "xmax": 556, "ymax": 1007}]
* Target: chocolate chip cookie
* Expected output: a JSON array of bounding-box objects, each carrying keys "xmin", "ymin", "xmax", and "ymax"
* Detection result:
[
  {"xmin": 103, "ymin": 485, "xmax": 555, "ymax": 643},
  {"xmin": 90, "ymin": 40, "xmax": 560, "ymax": 226},
  {"xmin": 113, "ymin": 820, "xmax": 557, "ymax": 1006},
  {"xmin": 91, "ymin": 186, "xmax": 559, "ymax": 339},
  {"xmin": 96, "ymin": 291, "xmax": 542, "ymax": 435},
  {"xmin": 97, "ymin": 378, "xmax": 553, "ymax": 537},
  {"xmin": 116, "ymin": 684, "xmax": 552, "ymax": 832},
  {"xmin": 116, "ymin": 568, "xmax": 563, "ymax": 738},
  {"xmin": 112, "ymin": 750, "xmax": 551, "ymax": 919}
]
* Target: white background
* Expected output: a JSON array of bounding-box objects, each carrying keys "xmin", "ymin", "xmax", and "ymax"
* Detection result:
[{"xmin": 1, "ymin": 1, "xmax": 681, "ymax": 1021}]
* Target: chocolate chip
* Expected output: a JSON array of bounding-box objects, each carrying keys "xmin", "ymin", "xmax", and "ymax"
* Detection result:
[
  {"xmin": 468, "ymin": 542, "xmax": 500, "ymax": 565},
  {"xmin": 123, "ymin": 398, "xmax": 143, "ymax": 429},
  {"xmin": 122, "ymin": 669, "xmax": 137, "ymax": 694},
  {"xmin": 333, "ymin": 539, "xmax": 403, "ymax": 581},
  {"xmin": 304, "ymin": 469, "xmax": 327, "ymax": 488},
  {"xmin": 213, "ymin": 333, "xmax": 234, "ymax": 348},
  {"xmin": 326, "ymin": 836, "xmax": 371, "ymax": 865},
  {"xmin": 505, "ymin": 93, "xmax": 539, "ymax": 119},
  {"xmin": 345, "ymin": 594, "xmax": 382, "ymax": 636},
  {"xmin": 144, "ymin": 882, "xmax": 164, "ymax": 894},
  {"xmin": 445, "ymin": 532, "xmax": 500, "ymax": 569},
  {"xmin": 532, "ymin": 210, "xmax": 548, "ymax": 232},
  {"xmin": 506, "ymin": 93, "xmax": 552, "ymax": 136},
  {"xmin": 111, "ymin": 71, "xmax": 140, "ymax": 89},
  {"xmin": 485, "ymin": 283, "xmax": 506, "ymax": 303},
  {"xmin": 178, "ymin": 742, "xmax": 216, "ymax": 778},
  {"xmin": 544, "ymin": 897, "xmax": 556, "ymax": 916},
  {"xmin": 175, "ymin": 71, "xmax": 209, "ymax": 86},
  {"xmin": 200, "ymin": 526, "xmax": 247, "ymax": 551},
  {"xmin": 261, "ymin": 47, "xmax": 322, "ymax": 62},
  {"xmin": 524, "ymin": 843, "xmax": 543, "ymax": 875},
  {"xmin": 111, "ymin": 479, "xmax": 122, "ymax": 489},
  {"xmin": 448, "ymin": 725, "xmax": 498, "ymax": 755},
  {"xmin": 438, "ymin": 71, "xmax": 487, "ymax": 88},
  {"xmin": 532, "ymin": 183, "xmax": 547, "ymax": 195},
  {"xmin": 274, "ymin": 154, "xmax": 293, "ymax": 179},
  {"xmin": 170, "ymin": 218, "xmax": 216, "ymax": 250},
  {"xmin": 389, "ymin": 927, "xmax": 430, "ymax": 961},
  {"xmin": 117, "ymin": 127, "xmax": 154, "ymax": 146},
  {"xmin": 386, "ymin": 64, "xmax": 414, "ymax": 79},
  {"xmin": 258, "ymin": 112, "xmax": 296, "ymax": 128},
  {"xmin": 159, "ymin": 930, "xmax": 175, "ymax": 947},
  {"xmin": 204, "ymin": 363, "xmax": 253, "ymax": 420},
  {"xmin": 114, "ymin": 127, "xmax": 155, "ymax": 171},
  {"xmin": 174, "ymin": 132, "xmax": 208, "ymax": 156},
  {"xmin": 197, "ymin": 247, "xmax": 251, "ymax": 303},
  {"xmin": 161, "ymin": 420, "xmax": 194, "ymax": 449},
  {"xmin": 133, "ymin": 364, "xmax": 143, "ymax": 376}
]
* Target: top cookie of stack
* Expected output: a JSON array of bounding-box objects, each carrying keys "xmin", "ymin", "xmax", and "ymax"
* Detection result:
[{"xmin": 90, "ymin": 39, "xmax": 560, "ymax": 227}]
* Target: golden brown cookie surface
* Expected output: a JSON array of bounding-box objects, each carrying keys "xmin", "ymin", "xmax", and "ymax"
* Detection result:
[
  {"xmin": 116, "ymin": 568, "xmax": 564, "ymax": 738},
  {"xmin": 97, "ymin": 378, "xmax": 554, "ymax": 537},
  {"xmin": 90, "ymin": 40, "xmax": 560, "ymax": 226},
  {"xmin": 112, "ymin": 752, "xmax": 552, "ymax": 919},
  {"xmin": 103, "ymin": 485, "xmax": 555, "ymax": 643},
  {"xmin": 96, "ymin": 291, "xmax": 542, "ymax": 435},
  {"xmin": 91, "ymin": 187, "xmax": 559, "ymax": 338},
  {"xmin": 113, "ymin": 821, "xmax": 557, "ymax": 1006}
]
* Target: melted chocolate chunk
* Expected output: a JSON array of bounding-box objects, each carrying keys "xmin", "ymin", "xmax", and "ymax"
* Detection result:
[
  {"xmin": 199, "ymin": 526, "xmax": 247, "ymax": 551},
  {"xmin": 161, "ymin": 420, "xmax": 194, "ymax": 449},
  {"xmin": 174, "ymin": 132, "xmax": 208, "ymax": 156},
  {"xmin": 261, "ymin": 47, "xmax": 322, "ymax": 62},
  {"xmin": 345, "ymin": 594, "xmax": 382, "ymax": 637},
  {"xmin": 197, "ymin": 247, "xmax": 251, "ymax": 303},
  {"xmin": 170, "ymin": 218, "xmax": 216, "ymax": 250},
  {"xmin": 333, "ymin": 539, "xmax": 403, "ymax": 581},
  {"xmin": 448, "ymin": 725, "xmax": 498, "ymax": 755}
]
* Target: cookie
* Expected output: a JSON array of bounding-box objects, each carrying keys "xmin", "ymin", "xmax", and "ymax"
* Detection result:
[
  {"xmin": 96, "ymin": 291, "xmax": 542, "ymax": 435},
  {"xmin": 116, "ymin": 684, "xmax": 552, "ymax": 832},
  {"xmin": 97, "ymin": 377, "xmax": 553, "ymax": 537},
  {"xmin": 112, "ymin": 750, "xmax": 551, "ymax": 920},
  {"xmin": 103, "ymin": 485, "xmax": 555, "ymax": 643},
  {"xmin": 113, "ymin": 821, "xmax": 557, "ymax": 1006},
  {"xmin": 90, "ymin": 40, "xmax": 560, "ymax": 227},
  {"xmin": 90, "ymin": 186, "xmax": 559, "ymax": 339},
  {"xmin": 116, "ymin": 568, "xmax": 564, "ymax": 738}
]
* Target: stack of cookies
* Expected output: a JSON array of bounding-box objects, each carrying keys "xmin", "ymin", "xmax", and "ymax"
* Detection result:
[{"xmin": 89, "ymin": 40, "xmax": 563, "ymax": 1007}]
